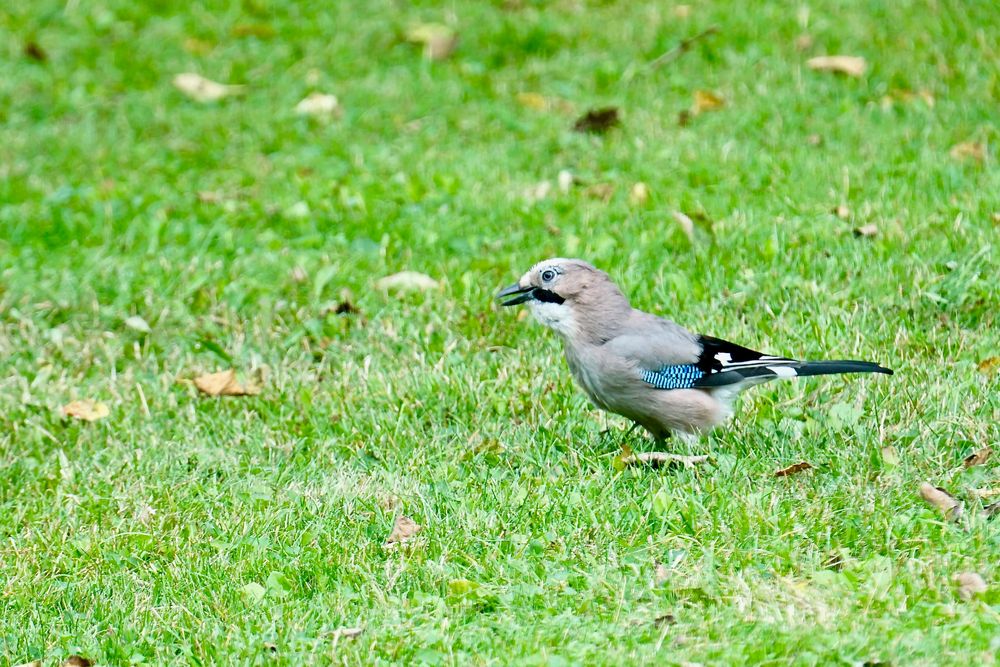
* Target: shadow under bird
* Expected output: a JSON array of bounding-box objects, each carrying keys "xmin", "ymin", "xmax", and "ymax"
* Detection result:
[{"xmin": 497, "ymin": 258, "xmax": 893, "ymax": 444}]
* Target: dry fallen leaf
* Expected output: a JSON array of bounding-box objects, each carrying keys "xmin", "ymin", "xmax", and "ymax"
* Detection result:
[
  {"xmin": 194, "ymin": 369, "xmax": 260, "ymax": 397},
  {"xmin": 963, "ymin": 447, "xmax": 992, "ymax": 468},
  {"xmin": 949, "ymin": 141, "xmax": 985, "ymax": 164},
  {"xmin": 62, "ymin": 400, "xmax": 110, "ymax": 422},
  {"xmin": 853, "ymin": 223, "xmax": 878, "ymax": 238},
  {"xmin": 978, "ymin": 357, "xmax": 1000, "ymax": 374},
  {"xmin": 620, "ymin": 452, "xmax": 709, "ymax": 469},
  {"xmin": 630, "ymin": 182, "xmax": 650, "ymax": 205},
  {"xmin": 384, "ymin": 515, "xmax": 421, "ymax": 548},
  {"xmin": 573, "ymin": 107, "xmax": 620, "ymax": 133},
  {"xmin": 671, "ymin": 211, "xmax": 695, "ymax": 242},
  {"xmin": 24, "ymin": 40, "xmax": 47, "ymax": 62},
  {"xmin": 406, "ymin": 23, "xmax": 458, "ymax": 61},
  {"xmin": 692, "ymin": 90, "xmax": 725, "ymax": 114},
  {"xmin": 654, "ymin": 613, "xmax": 677, "ymax": 627},
  {"xmin": 557, "ymin": 170, "xmax": 574, "ymax": 193},
  {"xmin": 124, "ymin": 315, "xmax": 152, "ymax": 333},
  {"xmin": 971, "ymin": 488, "xmax": 1000, "ymax": 500},
  {"xmin": 583, "ymin": 183, "xmax": 615, "ymax": 202},
  {"xmin": 653, "ymin": 561, "xmax": 669, "ymax": 585},
  {"xmin": 834, "ymin": 205, "xmax": 851, "ymax": 219},
  {"xmin": 375, "ymin": 271, "xmax": 439, "ymax": 292},
  {"xmin": 807, "ymin": 55, "xmax": 867, "ymax": 77},
  {"xmin": 63, "ymin": 658, "xmax": 93, "ymax": 667},
  {"xmin": 984, "ymin": 501, "xmax": 1000, "ymax": 519},
  {"xmin": 955, "ymin": 572, "xmax": 987, "ymax": 600},
  {"xmin": 919, "ymin": 482, "xmax": 963, "ymax": 521},
  {"xmin": 881, "ymin": 446, "xmax": 900, "ymax": 466},
  {"xmin": 173, "ymin": 73, "xmax": 245, "ymax": 102},
  {"xmin": 332, "ymin": 627, "xmax": 364, "ymax": 640},
  {"xmin": 774, "ymin": 461, "xmax": 813, "ymax": 477},
  {"xmin": 294, "ymin": 92, "xmax": 340, "ymax": 118},
  {"xmin": 794, "ymin": 34, "xmax": 814, "ymax": 51}
]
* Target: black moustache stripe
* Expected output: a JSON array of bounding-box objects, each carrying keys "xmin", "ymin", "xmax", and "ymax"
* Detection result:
[{"xmin": 532, "ymin": 288, "xmax": 565, "ymax": 305}]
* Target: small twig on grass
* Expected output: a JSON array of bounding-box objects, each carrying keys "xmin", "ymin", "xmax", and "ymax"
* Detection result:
[{"xmin": 649, "ymin": 25, "xmax": 720, "ymax": 69}]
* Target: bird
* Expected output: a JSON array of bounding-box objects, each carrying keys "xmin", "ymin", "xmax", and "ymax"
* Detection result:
[{"xmin": 496, "ymin": 258, "xmax": 892, "ymax": 443}]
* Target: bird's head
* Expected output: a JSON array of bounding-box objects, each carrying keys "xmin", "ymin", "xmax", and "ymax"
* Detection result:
[{"xmin": 496, "ymin": 258, "xmax": 629, "ymax": 338}]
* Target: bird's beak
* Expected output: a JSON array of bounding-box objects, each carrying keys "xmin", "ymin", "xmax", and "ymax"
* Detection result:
[{"xmin": 496, "ymin": 282, "xmax": 534, "ymax": 306}]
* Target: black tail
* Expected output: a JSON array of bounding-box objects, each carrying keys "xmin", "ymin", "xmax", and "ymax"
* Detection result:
[
  {"xmin": 794, "ymin": 360, "xmax": 894, "ymax": 377},
  {"xmin": 695, "ymin": 359, "xmax": 893, "ymax": 388}
]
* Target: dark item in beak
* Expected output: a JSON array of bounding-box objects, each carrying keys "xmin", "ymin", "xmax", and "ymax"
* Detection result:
[
  {"xmin": 496, "ymin": 283, "xmax": 534, "ymax": 306},
  {"xmin": 496, "ymin": 283, "xmax": 566, "ymax": 307}
]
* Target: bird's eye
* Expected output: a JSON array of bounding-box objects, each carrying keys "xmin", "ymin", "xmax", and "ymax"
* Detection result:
[{"xmin": 540, "ymin": 269, "xmax": 557, "ymax": 283}]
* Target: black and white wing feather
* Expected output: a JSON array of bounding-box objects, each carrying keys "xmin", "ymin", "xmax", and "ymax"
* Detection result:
[{"xmin": 691, "ymin": 335, "xmax": 892, "ymax": 388}]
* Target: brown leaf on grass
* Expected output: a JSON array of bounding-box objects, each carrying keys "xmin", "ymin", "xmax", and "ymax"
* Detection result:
[
  {"xmin": 654, "ymin": 613, "xmax": 677, "ymax": 627},
  {"xmin": 63, "ymin": 658, "xmax": 93, "ymax": 667},
  {"xmin": 954, "ymin": 572, "xmax": 987, "ymax": 600},
  {"xmin": 671, "ymin": 211, "xmax": 695, "ymax": 242},
  {"xmin": 971, "ymin": 488, "xmax": 1000, "ymax": 500},
  {"xmin": 334, "ymin": 300, "xmax": 360, "ymax": 315},
  {"xmin": 61, "ymin": 400, "xmax": 110, "ymax": 422},
  {"xmin": 794, "ymin": 34, "xmax": 814, "ymax": 51},
  {"xmin": 919, "ymin": 482, "xmax": 963, "ymax": 521},
  {"xmin": 294, "ymin": 92, "xmax": 340, "ymax": 118},
  {"xmin": 807, "ymin": 55, "xmax": 867, "ymax": 77},
  {"xmin": 583, "ymin": 183, "xmax": 615, "ymax": 202},
  {"xmin": 183, "ymin": 37, "xmax": 214, "ymax": 55},
  {"xmin": 984, "ymin": 501, "xmax": 1000, "ymax": 519},
  {"xmin": 194, "ymin": 369, "xmax": 259, "ymax": 397},
  {"xmin": 620, "ymin": 452, "xmax": 709, "ymax": 469},
  {"xmin": 375, "ymin": 271, "xmax": 439, "ymax": 292},
  {"xmin": 963, "ymin": 446, "xmax": 992, "ymax": 469},
  {"xmin": 630, "ymin": 182, "xmax": 650, "ymax": 205},
  {"xmin": 573, "ymin": 107, "xmax": 620, "ymax": 133},
  {"xmin": 232, "ymin": 24, "xmax": 276, "ymax": 39},
  {"xmin": 949, "ymin": 141, "xmax": 985, "ymax": 164},
  {"xmin": 834, "ymin": 205, "xmax": 851, "ymax": 219},
  {"xmin": 173, "ymin": 73, "xmax": 245, "ymax": 102},
  {"xmin": 406, "ymin": 23, "xmax": 458, "ymax": 61},
  {"xmin": 383, "ymin": 515, "xmax": 421, "ymax": 548},
  {"xmin": 853, "ymin": 223, "xmax": 878, "ymax": 238},
  {"xmin": 692, "ymin": 90, "xmax": 725, "ymax": 114},
  {"xmin": 24, "ymin": 40, "xmax": 47, "ymax": 61},
  {"xmin": 774, "ymin": 461, "xmax": 813, "ymax": 477},
  {"xmin": 978, "ymin": 357, "xmax": 1000, "ymax": 374}
]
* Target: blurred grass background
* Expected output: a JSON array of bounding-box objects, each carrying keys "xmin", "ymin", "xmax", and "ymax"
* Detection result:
[{"xmin": 1, "ymin": 0, "xmax": 998, "ymax": 664}]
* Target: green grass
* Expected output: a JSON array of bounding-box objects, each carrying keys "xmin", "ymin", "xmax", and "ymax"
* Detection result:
[{"xmin": 1, "ymin": 0, "xmax": 999, "ymax": 664}]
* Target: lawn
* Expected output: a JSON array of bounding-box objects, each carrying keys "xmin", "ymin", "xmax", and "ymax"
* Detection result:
[{"xmin": 1, "ymin": 0, "xmax": 999, "ymax": 664}]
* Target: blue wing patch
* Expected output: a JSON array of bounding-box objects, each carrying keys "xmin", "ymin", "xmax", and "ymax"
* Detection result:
[{"xmin": 641, "ymin": 364, "xmax": 705, "ymax": 390}]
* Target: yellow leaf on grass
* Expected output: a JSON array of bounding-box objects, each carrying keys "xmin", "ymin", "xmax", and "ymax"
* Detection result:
[
  {"xmin": 629, "ymin": 182, "xmax": 650, "ymax": 206},
  {"xmin": 294, "ymin": 92, "xmax": 340, "ymax": 118},
  {"xmin": 807, "ymin": 55, "xmax": 867, "ymax": 77},
  {"xmin": 406, "ymin": 23, "xmax": 458, "ymax": 61},
  {"xmin": 692, "ymin": 90, "xmax": 724, "ymax": 114},
  {"xmin": 62, "ymin": 400, "xmax": 109, "ymax": 422},
  {"xmin": 194, "ymin": 369, "xmax": 259, "ymax": 397},
  {"xmin": 384, "ymin": 515, "xmax": 421, "ymax": 548},
  {"xmin": 173, "ymin": 73, "xmax": 245, "ymax": 102},
  {"xmin": 978, "ymin": 357, "xmax": 1000, "ymax": 374},
  {"xmin": 949, "ymin": 141, "xmax": 985, "ymax": 164},
  {"xmin": 375, "ymin": 271, "xmax": 439, "ymax": 292}
]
